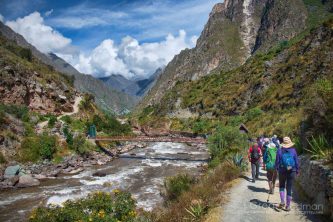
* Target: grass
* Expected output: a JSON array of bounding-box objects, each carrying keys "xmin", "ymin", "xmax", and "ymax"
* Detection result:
[
  {"xmin": 305, "ymin": 135, "xmax": 333, "ymax": 163},
  {"xmin": 147, "ymin": 163, "xmax": 240, "ymax": 222}
]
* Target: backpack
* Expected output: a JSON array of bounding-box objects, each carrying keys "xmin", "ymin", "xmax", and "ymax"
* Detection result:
[
  {"xmin": 265, "ymin": 147, "xmax": 277, "ymax": 170},
  {"xmin": 281, "ymin": 149, "xmax": 295, "ymax": 170},
  {"xmin": 250, "ymin": 147, "xmax": 260, "ymax": 161}
]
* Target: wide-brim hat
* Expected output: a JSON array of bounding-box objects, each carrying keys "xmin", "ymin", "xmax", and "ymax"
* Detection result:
[{"xmin": 281, "ymin": 137, "xmax": 294, "ymax": 148}]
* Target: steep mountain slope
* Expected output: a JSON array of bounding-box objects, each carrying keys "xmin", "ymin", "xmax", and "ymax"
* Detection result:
[
  {"xmin": 100, "ymin": 67, "xmax": 162, "ymax": 97},
  {"xmin": 138, "ymin": 0, "xmax": 310, "ymax": 109},
  {"xmin": 0, "ymin": 22, "xmax": 136, "ymax": 114},
  {"xmin": 138, "ymin": 18, "xmax": 333, "ymax": 137},
  {"xmin": 0, "ymin": 34, "xmax": 76, "ymax": 114}
]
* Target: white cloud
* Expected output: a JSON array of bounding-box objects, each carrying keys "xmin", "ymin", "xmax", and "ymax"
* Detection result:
[
  {"xmin": 6, "ymin": 12, "xmax": 71, "ymax": 53},
  {"xmin": 45, "ymin": 9, "xmax": 53, "ymax": 17},
  {"xmin": 68, "ymin": 30, "xmax": 195, "ymax": 79},
  {"xmin": 0, "ymin": 14, "xmax": 4, "ymax": 22}
]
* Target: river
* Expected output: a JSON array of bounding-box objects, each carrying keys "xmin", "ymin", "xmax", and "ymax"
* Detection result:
[{"xmin": 0, "ymin": 142, "xmax": 209, "ymax": 222}]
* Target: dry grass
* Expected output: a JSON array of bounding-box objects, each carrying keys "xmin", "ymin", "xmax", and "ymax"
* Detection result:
[{"xmin": 148, "ymin": 163, "xmax": 240, "ymax": 222}]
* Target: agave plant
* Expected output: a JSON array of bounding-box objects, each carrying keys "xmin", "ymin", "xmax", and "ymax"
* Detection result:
[
  {"xmin": 306, "ymin": 135, "xmax": 333, "ymax": 162},
  {"xmin": 184, "ymin": 202, "xmax": 205, "ymax": 221},
  {"xmin": 226, "ymin": 153, "xmax": 247, "ymax": 171}
]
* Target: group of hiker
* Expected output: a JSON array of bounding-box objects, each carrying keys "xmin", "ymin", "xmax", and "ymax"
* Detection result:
[{"xmin": 247, "ymin": 136, "xmax": 299, "ymax": 211}]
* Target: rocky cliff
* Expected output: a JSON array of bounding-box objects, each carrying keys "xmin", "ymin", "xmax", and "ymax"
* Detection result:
[
  {"xmin": 0, "ymin": 35, "xmax": 76, "ymax": 114},
  {"xmin": 138, "ymin": 0, "xmax": 323, "ymax": 110},
  {"xmin": 0, "ymin": 22, "xmax": 136, "ymax": 114}
]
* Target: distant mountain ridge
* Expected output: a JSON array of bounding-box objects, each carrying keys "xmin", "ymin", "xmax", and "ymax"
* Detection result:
[
  {"xmin": 99, "ymin": 67, "xmax": 163, "ymax": 97},
  {"xmin": 0, "ymin": 21, "xmax": 136, "ymax": 114}
]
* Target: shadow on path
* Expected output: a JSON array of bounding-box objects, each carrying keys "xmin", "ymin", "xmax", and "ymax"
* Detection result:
[
  {"xmin": 240, "ymin": 175, "xmax": 252, "ymax": 182},
  {"xmin": 250, "ymin": 198, "xmax": 280, "ymax": 211},
  {"xmin": 248, "ymin": 185, "xmax": 269, "ymax": 193}
]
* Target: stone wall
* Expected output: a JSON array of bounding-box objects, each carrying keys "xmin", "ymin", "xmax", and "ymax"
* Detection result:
[{"xmin": 297, "ymin": 155, "xmax": 333, "ymax": 219}]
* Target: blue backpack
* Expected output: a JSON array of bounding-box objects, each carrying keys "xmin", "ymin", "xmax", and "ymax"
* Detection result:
[{"xmin": 281, "ymin": 149, "xmax": 295, "ymax": 170}]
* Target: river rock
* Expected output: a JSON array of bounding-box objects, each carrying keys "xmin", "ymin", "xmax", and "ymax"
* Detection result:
[
  {"xmin": 4, "ymin": 165, "xmax": 21, "ymax": 179},
  {"xmin": 17, "ymin": 175, "xmax": 40, "ymax": 188},
  {"xmin": 93, "ymin": 171, "xmax": 107, "ymax": 177},
  {"xmin": 67, "ymin": 168, "xmax": 83, "ymax": 175}
]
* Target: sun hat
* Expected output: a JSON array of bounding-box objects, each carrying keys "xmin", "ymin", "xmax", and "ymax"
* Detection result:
[{"xmin": 281, "ymin": 137, "xmax": 294, "ymax": 148}]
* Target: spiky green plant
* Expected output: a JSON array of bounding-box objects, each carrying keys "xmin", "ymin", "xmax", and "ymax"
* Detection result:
[{"xmin": 305, "ymin": 135, "xmax": 333, "ymax": 162}]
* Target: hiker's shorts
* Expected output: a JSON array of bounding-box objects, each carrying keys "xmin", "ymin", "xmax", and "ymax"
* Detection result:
[{"xmin": 266, "ymin": 169, "xmax": 277, "ymax": 182}]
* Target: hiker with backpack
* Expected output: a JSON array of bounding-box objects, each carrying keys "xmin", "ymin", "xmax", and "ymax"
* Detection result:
[
  {"xmin": 275, "ymin": 137, "xmax": 299, "ymax": 211},
  {"xmin": 248, "ymin": 142, "xmax": 262, "ymax": 183},
  {"xmin": 263, "ymin": 142, "xmax": 278, "ymax": 194},
  {"xmin": 261, "ymin": 138, "xmax": 270, "ymax": 170}
]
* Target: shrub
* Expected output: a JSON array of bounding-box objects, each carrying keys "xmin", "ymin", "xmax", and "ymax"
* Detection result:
[
  {"xmin": 48, "ymin": 115, "xmax": 57, "ymax": 128},
  {"xmin": 70, "ymin": 134, "xmax": 95, "ymax": 156},
  {"xmin": 0, "ymin": 109, "xmax": 5, "ymax": 125},
  {"xmin": 164, "ymin": 174, "xmax": 194, "ymax": 201},
  {"xmin": 245, "ymin": 107, "xmax": 263, "ymax": 121},
  {"xmin": 0, "ymin": 152, "xmax": 6, "ymax": 164},
  {"xmin": 0, "ymin": 104, "xmax": 29, "ymax": 121},
  {"xmin": 19, "ymin": 48, "xmax": 32, "ymax": 61},
  {"xmin": 90, "ymin": 114, "xmax": 131, "ymax": 136},
  {"xmin": 60, "ymin": 115, "xmax": 72, "ymax": 124},
  {"xmin": 39, "ymin": 133, "xmax": 57, "ymax": 160},
  {"xmin": 208, "ymin": 125, "xmax": 248, "ymax": 159},
  {"xmin": 63, "ymin": 125, "xmax": 74, "ymax": 146},
  {"xmin": 192, "ymin": 119, "xmax": 211, "ymax": 134},
  {"xmin": 29, "ymin": 191, "xmax": 137, "ymax": 222},
  {"xmin": 20, "ymin": 133, "xmax": 58, "ymax": 162}
]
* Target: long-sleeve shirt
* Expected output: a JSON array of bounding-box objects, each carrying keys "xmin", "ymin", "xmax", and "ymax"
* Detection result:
[{"xmin": 275, "ymin": 147, "xmax": 299, "ymax": 174}]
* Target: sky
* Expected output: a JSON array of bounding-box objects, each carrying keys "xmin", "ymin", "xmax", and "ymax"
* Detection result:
[{"xmin": 0, "ymin": 0, "xmax": 221, "ymax": 79}]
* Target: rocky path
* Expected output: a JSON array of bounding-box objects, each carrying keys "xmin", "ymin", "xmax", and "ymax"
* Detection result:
[
  {"xmin": 36, "ymin": 96, "xmax": 82, "ymax": 133},
  {"xmin": 220, "ymin": 170, "xmax": 322, "ymax": 222}
]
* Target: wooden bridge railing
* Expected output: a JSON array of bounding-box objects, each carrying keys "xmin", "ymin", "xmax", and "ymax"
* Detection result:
[{"xmin": 95, "ymin": 135, "xmax": 207, "ymax": 144}]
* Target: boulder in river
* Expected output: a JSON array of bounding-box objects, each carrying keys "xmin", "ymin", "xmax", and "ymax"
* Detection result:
[
  {"xmin": 17, "ymin": 175, "xmax": 40, "ymax": 188},
  {"xmin": 93, "ymin": 171, "xmax": 107, "ymax": 177},
  {"xmin": 4, "ymin": 165, "xmax": 21, "ymax": 179}
]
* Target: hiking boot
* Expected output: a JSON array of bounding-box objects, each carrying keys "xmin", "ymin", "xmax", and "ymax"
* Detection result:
[
  {"xmin": 277, "ymin": 203, "xmax": 285, "ymax": 209},
  {"xmin": 285, "ymin": 206, "xmax": 291, "ymax": 212}
]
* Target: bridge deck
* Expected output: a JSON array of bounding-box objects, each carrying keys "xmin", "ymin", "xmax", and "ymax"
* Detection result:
[{"xmin": 95, "ymin": 136, "xmax": 207, "ymax": 144}]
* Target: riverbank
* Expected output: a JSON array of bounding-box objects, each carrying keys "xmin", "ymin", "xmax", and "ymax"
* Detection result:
[
  {"xmin": 0, "ymin": 142, "xmax": 147, "ymax": 190},
  {"xmin": 0, "ymin": 142, "xmax": 208, "ymax": 222}
]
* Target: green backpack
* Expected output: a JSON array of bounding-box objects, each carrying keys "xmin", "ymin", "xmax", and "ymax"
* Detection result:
[{"xmin": 265, "ymin": 146, "xmax": 277, "ymax": 170}]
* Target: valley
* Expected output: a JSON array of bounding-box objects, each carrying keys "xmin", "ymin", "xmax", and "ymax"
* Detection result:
[{"xmin": 0, "ymin": 0, "xmax": 333, "ymax": 221}]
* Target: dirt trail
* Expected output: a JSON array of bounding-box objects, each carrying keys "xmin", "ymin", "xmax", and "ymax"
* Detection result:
[
  {"xmin": 36, "ymin": 96, "xmax": 82, "ymax": 132},
  {"xmin": 219, "ymin": 170, "xmax": 322, "ymax": 222}
]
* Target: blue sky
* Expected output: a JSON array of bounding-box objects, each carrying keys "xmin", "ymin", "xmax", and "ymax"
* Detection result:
[{"xmin": 0, "ymin": 0, "xmax": 222, "ymax": 78}]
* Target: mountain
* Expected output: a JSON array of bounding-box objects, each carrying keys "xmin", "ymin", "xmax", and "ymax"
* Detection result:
[
  {"xmin": 138, "ymin": 0, "xmax": 331, "ymax": 110},
  {"xmin": 100, "ymin": 67, "xmax": 163, "ymax": 97},
  {"xmin": 0, "ymin": 22, "xmax": 136, "ymax": 114},
  {"xmin": 0, "ymin": 32, "xmax": 76, "ymax": 114},
  {"xmin": 136, "ymin": 0, "xmax": 333, "ymax": 137}
]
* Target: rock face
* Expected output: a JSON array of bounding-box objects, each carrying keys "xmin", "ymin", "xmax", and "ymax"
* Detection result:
[
  {"xmin": 17, "ymin": 175, "xmax": 40, "ymax": 187},
  {"xmin": 138, "ymin": 0, "xmax": 308, "ymax": 109},
  {"xmin": 297, "ymin": 156, "xmax": 333, "ymax": 219},
  {"xmin": 0, "ymin": 64, "xmax": 75, "ymax": 114},
  {"xmin": 0, "ymin": 22, "xmax": 136, "ymax": 114}
]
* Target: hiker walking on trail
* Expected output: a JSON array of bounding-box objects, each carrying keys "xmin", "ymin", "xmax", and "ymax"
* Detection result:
[
  {"xmin": 263, "ymin": 142, "xmax": 278, "ymax": 194},
  {"xmin": 275, "ymin": 137, "xmax": 299, "ymax": 211},
  {"xmin": 248, "ymin": 143, "xmax": 262, "ymax": 183},
  {"xmin": 261, "ymin": 138, "xmax": 270, "ymax": 170}
]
